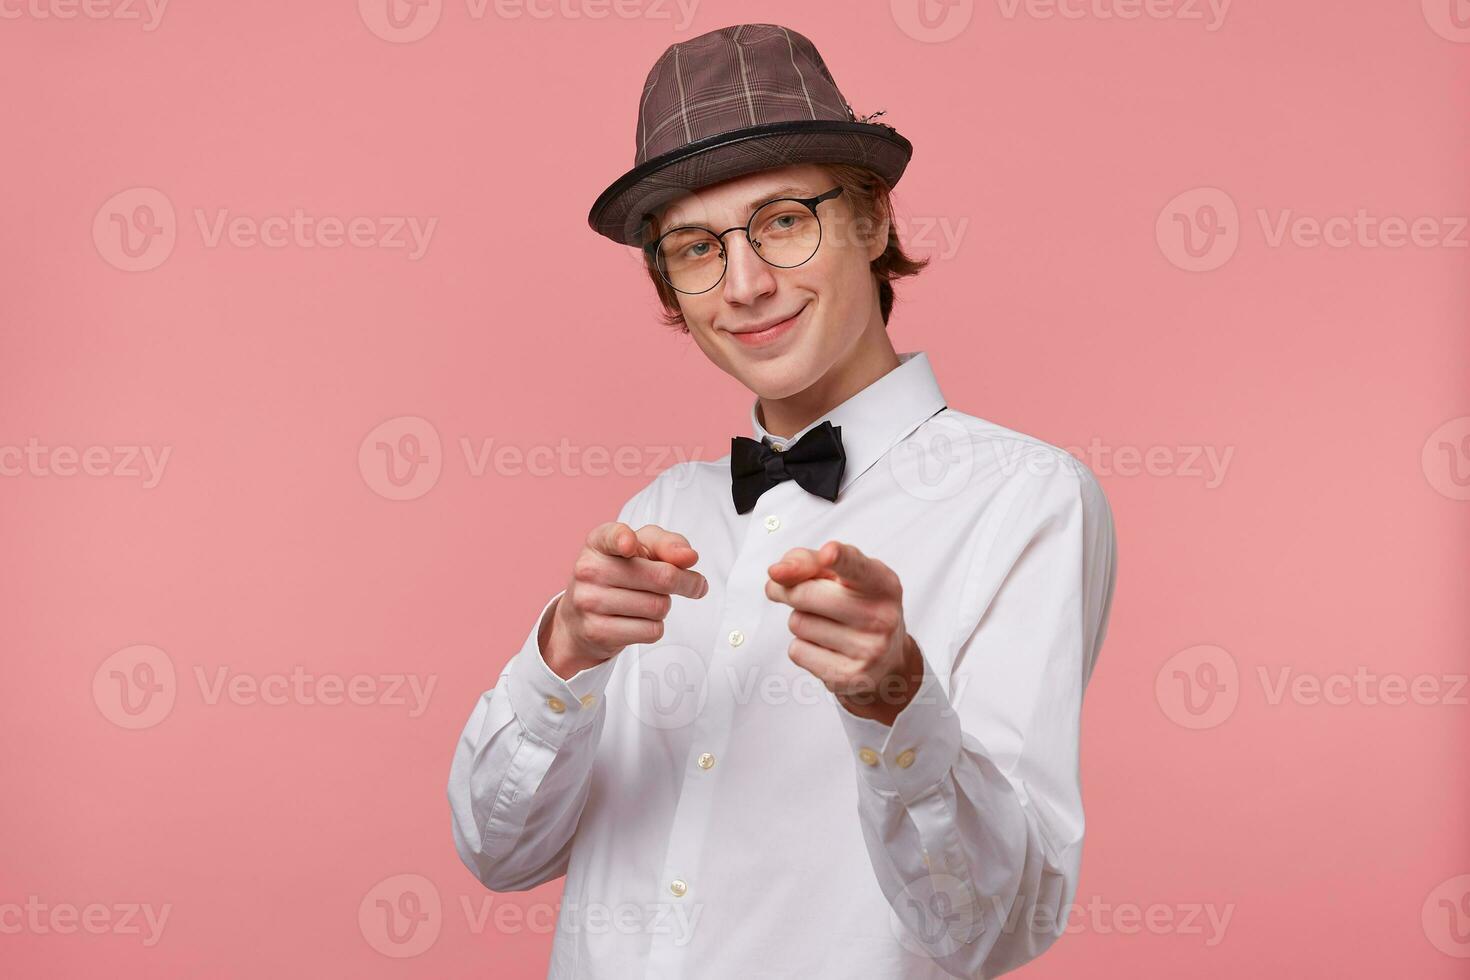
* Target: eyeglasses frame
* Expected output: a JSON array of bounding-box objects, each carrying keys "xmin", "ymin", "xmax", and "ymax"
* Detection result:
[{"xmin": 642, "ymin": 185, "xmax": 846, "ymax": 295}]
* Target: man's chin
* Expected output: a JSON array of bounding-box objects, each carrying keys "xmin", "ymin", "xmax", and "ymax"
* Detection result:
[{"xmin": 732, "ymin": 350, "xmax": 824, "ymax": 402}]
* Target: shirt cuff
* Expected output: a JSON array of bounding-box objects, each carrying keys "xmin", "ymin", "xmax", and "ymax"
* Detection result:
[
  {"xmin": 506, "ymin": 588, "xmax": 619, "ymax": 747},
  {"xmin": 834, "ymin": 650, "xmax": 962, "ymax": 805}
]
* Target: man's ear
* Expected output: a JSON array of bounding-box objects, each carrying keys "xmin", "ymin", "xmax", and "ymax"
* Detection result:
[{"xmin": 865, "ymin": 203, "xmax": 891, "ymax": 263}]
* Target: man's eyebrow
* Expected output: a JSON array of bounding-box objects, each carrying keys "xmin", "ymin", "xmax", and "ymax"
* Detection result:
[{"xmin": 663, "ymin": 185, "xmax": 814, "ymax": 228}]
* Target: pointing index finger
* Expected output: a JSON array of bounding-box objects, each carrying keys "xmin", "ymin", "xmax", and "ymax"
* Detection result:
[
  {"xmin": 634, "ymin": 524, "xmax": 708, "ymax": 599},
  {"xmin": 768, "ymin": 546, "xmax": 837, "ymax": 586},
  {"xmin": 635, "ymin": 524, "xmax": 699, "ymax": 568},
  {"xmin": 824, "ymin": 541, "xmax": 893, "ymax": 597},
  {"xmin": 589, "ymin": 522, "xmax": 642, "ymax": 559}
]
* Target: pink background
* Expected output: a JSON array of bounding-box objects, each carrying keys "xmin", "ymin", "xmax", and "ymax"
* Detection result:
[{"xmin": 3, "ymin": 2, "xmax": 1468, "ymax": 977}]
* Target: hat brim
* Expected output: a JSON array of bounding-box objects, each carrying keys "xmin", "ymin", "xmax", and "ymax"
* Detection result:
[{"xmin": 587, "ymin": 120, "xmax": 913, "ymax": 247}]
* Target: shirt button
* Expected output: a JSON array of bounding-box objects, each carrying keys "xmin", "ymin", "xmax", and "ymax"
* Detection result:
[
  {"xmin": 579, "ymin": 694, "xmax": 597, "ymax": 708},
  {"xmin": 895, "ymin": 749, "xmax": 917, "ymax": 769},
  {"xmin": 697, "ymin": 752, "xmax": 715, "ymax": 770},
  {"xmin": 858, "ymin": 747, "xmax": 880, "ymax": 767},
  {"xmin": 763, "ymin": 514, "xmax": 781, "ymax": 532},
  {"xmin": 670, "ymin": 879, "xmax": 688, "ymax": 897},
  {"xmin": 727, "ymin": 629, "xmax": 745, "ymax": 647},
  {"xmin": 546, "ymin": 697, "xmax": 566, "ymax": 713}
]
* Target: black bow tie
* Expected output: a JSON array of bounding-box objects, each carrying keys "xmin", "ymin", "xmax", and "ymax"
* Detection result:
[{"xmin": 730, "ymin": 420, "xmax": 846, "ymax": 514}]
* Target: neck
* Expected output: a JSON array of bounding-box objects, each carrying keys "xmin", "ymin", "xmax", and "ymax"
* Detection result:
[{"xmin": 757, "ymin": 316, "xmax": 900, "ymax": 439}]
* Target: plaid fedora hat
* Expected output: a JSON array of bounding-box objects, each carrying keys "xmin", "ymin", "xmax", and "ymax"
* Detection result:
[{"xmin": 586, "ymin": 23, "xmax": 913, "ymax": 248}]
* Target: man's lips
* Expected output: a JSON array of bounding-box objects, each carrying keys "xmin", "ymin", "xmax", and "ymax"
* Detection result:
[{"xmin": 723, "ymin": 305, "xmax": 807, "ymax": 347}]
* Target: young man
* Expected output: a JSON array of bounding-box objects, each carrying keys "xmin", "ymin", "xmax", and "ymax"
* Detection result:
[{"xmin": 448, "ymin": 23, "xmax": 1117, "ymax": 979}]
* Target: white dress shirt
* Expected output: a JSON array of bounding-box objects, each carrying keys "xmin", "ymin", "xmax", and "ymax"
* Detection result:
[{"xmin": 447, "ymin": 350, "xmax": 1118, "ymax": 979}]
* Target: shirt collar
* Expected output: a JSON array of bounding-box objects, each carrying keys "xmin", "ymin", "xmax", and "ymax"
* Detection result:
[{"xmin": 748, "ymin": 350, "xmax": 948, "ymax": 496}]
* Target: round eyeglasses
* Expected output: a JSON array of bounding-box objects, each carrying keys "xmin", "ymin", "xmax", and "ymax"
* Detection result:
[{"xmin": 643, "ymin": 186, "xmax": 845, "ymax": 295}]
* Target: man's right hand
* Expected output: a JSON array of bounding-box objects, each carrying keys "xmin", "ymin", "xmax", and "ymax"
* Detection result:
[{"xmin": 540, "ymin": 522, "xmax": 709, "ymax": 680}]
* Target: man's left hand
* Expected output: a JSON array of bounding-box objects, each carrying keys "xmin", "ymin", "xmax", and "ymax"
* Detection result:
[{"xmin": 765, "ymin": 540, "xmax": 925, "ymax": 726}]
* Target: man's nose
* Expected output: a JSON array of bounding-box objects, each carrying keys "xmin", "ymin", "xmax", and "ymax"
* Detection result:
[{"xmin": 720, "ymin": 231, "xmax": 777, "ymax": 304}]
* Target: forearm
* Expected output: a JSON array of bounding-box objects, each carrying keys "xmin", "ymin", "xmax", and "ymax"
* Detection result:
[
  {"xmin": 447, "ymin": 590, "xmax": 617, "ymax": 892},
  {"xmin": 836, "ymin": 654, "xmax": 1082, "ymax": 978}
]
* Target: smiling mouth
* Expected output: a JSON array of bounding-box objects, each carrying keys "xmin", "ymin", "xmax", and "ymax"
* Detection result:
[{"xmin": 724, "ymin": 304, "xmax": 808, "ymax": 347}]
